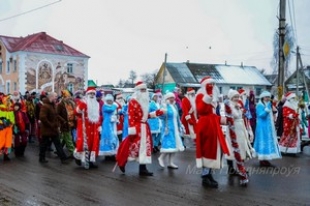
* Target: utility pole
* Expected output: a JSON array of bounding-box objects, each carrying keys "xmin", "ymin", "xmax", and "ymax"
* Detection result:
[
  {"xmin": 277, "ymin": 0, "xmax": 286, "ymax": 101},
  {"xmin": 161, "ymin": 53, "xmax": 168, "ymax": 92},
  {"xmin": 296, "ymin": 46, "xmax": 299, "ymax": 96},
  {"xmin": 298, "ymin": 49, "xmax": 310, "ymax": 103}
]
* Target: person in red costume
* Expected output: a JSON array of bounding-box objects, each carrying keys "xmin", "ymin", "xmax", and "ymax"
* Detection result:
[
  {"xmin": 114, "ymin": 93, "xmax": 125, "ymax": 142},
  {"xmin": 116, "ymin": 81, "xmax": 165, "ymax": 176},
  {"xmin": 74, "ymin": 86, "xmax": 103, "ymax": 169},
  {"xmin": 195, "ymin": 76, "xmax": 229, "ymax": 188},
  {"xmin": 181, "ymin": 87, "xmax": 197, "ymax": 140}
]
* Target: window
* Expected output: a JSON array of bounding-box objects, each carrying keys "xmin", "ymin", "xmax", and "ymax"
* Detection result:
[
  {"xmin": 230, "ymin": 86, "xmax": 235, "ymax": 90},
  {"xmin": 255, "ymin": 88, "xmax": 262, "ymax": 96},
  {"xmin": 6, "ymin": 60, "xmax": 10, "ymax": 73},
  {"xmin": 6, "ymin": 81, "xmax": 10, "ymax": 94},
  {"xmin": 13, "ymin": 60, "xmax": 17, "ymax": 72},
  {"xmin": 67, "ymin": 63, "xmax": 73, "ymax": 74},
  {"xmin": 219, "ymin": 86, "xmax": 222, "ymax": 94},
  {"xmin": 13, "ymin": 82, "xmax": 17, "ymax": 91},
  {"xmin": 237, "ymin": 86, "xmax": 242, "ymax": 90},
  {"xmin": 0, "ymin": 62, "xmax": 2, "ymax": 74},
  {"xmin": 67, "ymin": 83, "xmax": 74, "ymax": 92}
]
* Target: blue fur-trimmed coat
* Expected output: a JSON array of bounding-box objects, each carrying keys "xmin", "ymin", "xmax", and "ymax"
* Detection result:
[
  {"xmin": 99, "ymin": 103, "xmax": 119, "ymax": 156},
  {"xmin": 160, "ymin": 103, "xmax": 185, "ymax": 153},
  {"xmin": 254, "ymin": 101, "xmax": 281, "ymax": 160},
  {"xmin": 148, "ymin": 100, "xmax": 162, "ymax": 134}
]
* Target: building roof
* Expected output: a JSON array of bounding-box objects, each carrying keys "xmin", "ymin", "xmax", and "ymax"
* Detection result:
[
  {"xmin": 165, "ymin": 62, "xmax": 272, "ymax": 86},
  {"xmin": 264, "ymin": 74, "xmax": 278, "ymax": 84},
  {"xmin": 165, "ymin": 63, "xmax": 197, "ymax": 84},
  {"xmin": 0, "ymin": 32, "xmax": 89, "ymax": 58}
]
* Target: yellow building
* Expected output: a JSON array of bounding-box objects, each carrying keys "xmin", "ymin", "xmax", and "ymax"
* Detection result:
[{"xmin": 0, "ymin": 32, "xmax": 90, "ymax": 95}]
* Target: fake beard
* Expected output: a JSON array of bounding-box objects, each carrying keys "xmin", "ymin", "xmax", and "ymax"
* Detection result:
[
  {"xmin": 188, "ymin": 95, "xmax": 196, "ymax": 111},
  {"xmin": 135, "ymin": 91, "xmax": 150, "ymax": 116},
  {"xmin": 116, "ymin": 98, "xmax": 125, "ymax": 107},
  {"xmin": 288, "ymin": 99, "xmax": 299, "ymax": 110},
  {"xmin": 11, "ymin": 95, "xmax": 20, "ymax": 103},
  {"xmin": 86, "ymin": 96, "xmax": 100, "ymax": 123}
]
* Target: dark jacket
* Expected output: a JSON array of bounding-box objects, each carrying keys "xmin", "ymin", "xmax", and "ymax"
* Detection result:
[
  {"xmin": 57, "ymin": 99, "xmax": 76, "ymax": 132},
  {"xmin": 39, "ymin": 98, "xmax": 59, "ymax": 136}
]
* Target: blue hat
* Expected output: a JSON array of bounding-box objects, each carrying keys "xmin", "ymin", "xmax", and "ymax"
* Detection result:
[
  {"xmin": 96, "ymin": 91, "xmax": 103, "ymax": 98},
  {"xmin": 259, "ymin": 91, "xmax": 271, "ymax": 99}
]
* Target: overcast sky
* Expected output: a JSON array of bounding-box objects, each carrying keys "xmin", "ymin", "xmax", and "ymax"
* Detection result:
[{"xmin": 1, "ymin": 0, "xmax": 310, "ymax": 85}]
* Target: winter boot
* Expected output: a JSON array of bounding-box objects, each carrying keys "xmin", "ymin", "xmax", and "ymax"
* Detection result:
[
  {"xmin": 3, "ymin": 153, "xmax": 10, "ymax": 161},
  {"xmin": 158, "ymin": 153, "xmax": 166, "ymax": 168},
  {"xmin": 202, "ymin": 173, "xmax": 218, "ymax": 188},
  {"xmin": 167, "ymin": 153, "xmax": 178, "ymax": 169},
  {"xmin": 139, "ymin": 164, "xmax": 153, "ymax": 176},
  {"xmin": 227, "ymin": 160, "xmax": 239, "ymax": 176}
]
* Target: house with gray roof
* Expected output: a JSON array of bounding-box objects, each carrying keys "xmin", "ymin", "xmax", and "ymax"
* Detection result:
[{"xmin": 155, "ymin": 62, "xmax": 272, "ymax": 97}]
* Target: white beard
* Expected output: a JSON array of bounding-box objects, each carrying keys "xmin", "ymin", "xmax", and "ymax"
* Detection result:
[
  {"xmin": 285, "ymin": 99, "xmax": 298, "ymax": 111},
  {"xmin": 133, "ymin": 91, "xmax": 149, "ymax": 119},
  {"xmin": 188, "ymin": 95, "xmax": 196, "ymax": 112},
  {"xmin": 86, "ymin": 96, "xmax": 100, "ymax": 123},
  {"xmin": 116, "ymin": 99, "xmax": 125, "ymax": 107},
  {"xmin": 11, "ymin": 95, "xmax": 20, "ymax": 103},
  {"xmin": 240, "ymin": 95, "xmax": 247, "ymax": 105}
]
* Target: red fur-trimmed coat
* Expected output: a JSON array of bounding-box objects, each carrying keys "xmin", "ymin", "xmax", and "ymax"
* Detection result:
[
  {"xmin": 125, "ymin": 98, "xmax": 163, "ymax": 164},
  {"xmin": 279, "ymin": 104, "xmax": 300, "ymax": 153},
  {"xmin": 195, "ymin": 92, "xmax": 229, "ymax": 169},
  {"xmin": 181, "ymin": 96, "xmax": 197, "ymax": 139}
]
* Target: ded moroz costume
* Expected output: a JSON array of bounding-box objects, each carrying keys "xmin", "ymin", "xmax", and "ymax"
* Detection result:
[{"xmin": 195, "ymin": 76, "xmax": 229, "ymax": 188}]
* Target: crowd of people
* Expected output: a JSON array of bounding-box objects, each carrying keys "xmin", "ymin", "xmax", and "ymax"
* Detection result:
[{"xmin": 0, "ymin": 76, "xmax": 308, "ymax": 188}]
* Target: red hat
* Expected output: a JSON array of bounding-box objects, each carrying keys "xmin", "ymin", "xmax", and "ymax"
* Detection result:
[
  {"xmin": 200, "ymin": 76, "xmax": 215, "ymax": 85},
  {"xmin": 186, "ymin": 87, "xmax": 195, "ymax": 94},
  {"xmin": 155, "ymin": 89, "xmax": 161, "ymax": 94},
  {"xmin": 116, "ymin": 92, "xmax": 123, "ymax": 99},
  {"xmin": 135, "ymin": 81, "xmax": 147, "ymax": 90},
  {"xmin": 86, "ymin": 86, "xmax": 96, "ymax": 94},
  {"xmin": 238, "ymin": 88, "xmax": 246, "ymax": 95},
  {"xmin": 285, "ymin": 92, "xmax": 296, "ymax": 100}
]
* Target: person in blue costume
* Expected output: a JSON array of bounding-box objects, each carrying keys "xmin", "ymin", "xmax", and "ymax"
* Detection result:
[
  {"xmin": 254, "ymin": 91, "xmax": 281, "ymax": 167},
  {"xmin": 148, "ymin": 93, "xmax": 162, "ymax": 153},
  {"xmin": 158, "ymin": 92, "xmax": 185, "ymax": 169},
  {"xmin": 122, "ymin": 95, "xmax": 131, "ymax": 140},
  {"xmin": 99, "ymin": 94, "xmax": 119, "ymax": 158}
]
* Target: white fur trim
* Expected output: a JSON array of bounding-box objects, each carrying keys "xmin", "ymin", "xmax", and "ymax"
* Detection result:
[
  {"xmin": 90, "ymin": 151, "xmax": 96, "ymax": 162},
  {"xmin": 202, "ymin": 95, "xmax": 212, "ymax": 104},
  {"xmin": 201, "ymin": 78, "xmax": 215, "ymax": 85},
  {"xmin": 128, "ymin": 127, "xmax": 136, "ymax": 135},
  {"xmin": 286, "ymin": 93, "xmax": 296, "ymax": 100},
  {"xmin": 149, "ymin": 111, "xmax": 157, "ymax": 118},
  {"xmin": 138, "ymin": 123, "xmax": 152, "ymax": 164},
  {"xmin": 185, "ymin": 115, "xmax": 191, "ymax": 120},
  {"xmin": 187, "ymin": 90, "xmax": 195, "ymax": 94},
  {"xmin": 86, "ymin": 89, "xmax": 96, "ymax": 94},
  {"xmin": 76, "ymin": 107, "xmax": 83, "ymax": 114},
  {"xmin": 160, "ymin": 148, "xmax": 181, "ymax": 153},
  {"xmin": 117, "ymin": 130, "xmax": 123, "ymax": 135},
  {"xmin": 220, "ymin": 116, "xmax": 227, "ymax": 125},
  {"xmin": 135, "ymin": 83, "xmax": 147, "ymax": 90},
  {"xmin": 196, "ymin": 141, "xmax": 223, "ymax": 169},
  {"xmin": 164, "ymin": 92, "xmax": 175, "ymax": 100},
  {"xmin": 227, "ymin": 89, "xmax": 239, "ymax": 100}
]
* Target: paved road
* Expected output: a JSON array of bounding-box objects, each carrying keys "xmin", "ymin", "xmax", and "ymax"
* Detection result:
[{"xmin": 0, "ymin": 142, "xmax": 309, "ymax": 206}]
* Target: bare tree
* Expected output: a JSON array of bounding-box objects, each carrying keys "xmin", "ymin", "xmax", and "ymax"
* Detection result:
[
  {"xmin": 270, "ymin": 25, "xmax": 295, "ymax": 79},
  {"xmin": 141, "ymin": 70, "xmax": 157, "ymax": 90},
  {"xmin": 116, "ymin": 79, "xmax": 125, "ymax": 88},
  {"xmin": 128, "ymin": 70, "xmax": 137, "ymax": 84}
]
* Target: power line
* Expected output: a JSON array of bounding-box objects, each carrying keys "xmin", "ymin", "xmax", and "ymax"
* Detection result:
[{"xmin": 0, "ymin": 0, "xmax": 62, "ymax": 22}]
